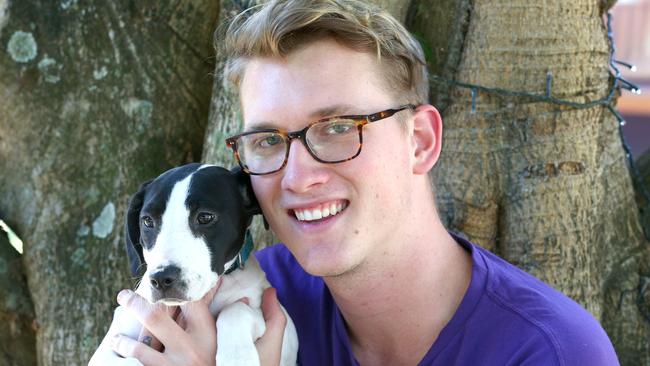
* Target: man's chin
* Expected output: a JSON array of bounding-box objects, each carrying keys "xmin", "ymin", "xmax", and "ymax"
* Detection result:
[
  {"xmin": 301, "ymin": 257, "xmax": 359, "ymax": 278},
  {"xmin": 292, "ymin": 246, "xmax": 359, "ymax": 277}
]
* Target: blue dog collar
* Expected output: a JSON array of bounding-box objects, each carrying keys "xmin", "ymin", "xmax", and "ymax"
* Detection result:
[{"xmin": 224, "ymin": 229, "xmax": 254, "ymax": 274}]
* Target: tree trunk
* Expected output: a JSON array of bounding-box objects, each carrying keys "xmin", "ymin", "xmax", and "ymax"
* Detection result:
[
  {"xmin": 635, "ymin": 149, "xmax": 650, "ymax": 241},
  {"xmin": 202, "ymin": 0, "xmax": 275, "ymax": 248},
  {"xmin": 412, "ymin": 0, "xmax": 650, "ymax": 364},
  {"xmin": 637, "ymin": 149, "xmax": 650, "ymax": 329},
  {"xmin": 0, "ymin": 1, "xmax": 218, "ymax": 364},
  {"xmin": 0, "ymin": 229, "xmax": 37, "ymax": 366}
]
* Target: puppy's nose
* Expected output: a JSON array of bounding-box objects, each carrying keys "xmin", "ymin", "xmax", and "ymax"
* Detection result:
[{"xmin": 150, "ymin": 266, "xmax": 181, "ymax": 290}]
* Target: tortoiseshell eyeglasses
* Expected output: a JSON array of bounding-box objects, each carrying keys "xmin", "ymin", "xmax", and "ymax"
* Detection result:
[{"xmin": 225, "ymin": 104, "xmax": 416, "ymax": 175}]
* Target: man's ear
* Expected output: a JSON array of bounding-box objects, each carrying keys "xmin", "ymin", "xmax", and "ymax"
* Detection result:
[
  {"xmin": 231, "ymin": 166, "xmax": 269, "ymax": 229},
  {"xmin": 411, "ymin": 104, "xmax": 443, "ymax": 175},
  {"xmin": 124, "ymin": 180, "xmax": 150, "ymax": 276}
]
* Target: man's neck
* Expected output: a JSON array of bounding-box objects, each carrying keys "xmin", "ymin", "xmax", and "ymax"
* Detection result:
[{"xmin": 323, "ymin": 222, "xmax": 472, "ymax": 365}]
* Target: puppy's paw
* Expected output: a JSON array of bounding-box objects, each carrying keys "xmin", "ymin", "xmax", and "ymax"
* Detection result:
[
  {"xmin": 88, "ymin": 354, "xmax": 144, "ymax": 366},
  {"xmin": 216, "ymin": 351, "xmax": 260, "ymax": 366}
]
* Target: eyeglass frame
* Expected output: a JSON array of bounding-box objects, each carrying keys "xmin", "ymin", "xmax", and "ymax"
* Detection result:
[{"xmin": 225, "ymin": 104, "xmax": 417, "ymax": 175}]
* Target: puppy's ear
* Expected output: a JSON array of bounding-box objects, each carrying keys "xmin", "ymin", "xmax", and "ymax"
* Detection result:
[
  {"xmin": 231, "ymin": 166, "xmax": 265, "ymax": 223},
  {"xmin": 124, "ymin": 180, "xmax": 150, "ymax": 276}
]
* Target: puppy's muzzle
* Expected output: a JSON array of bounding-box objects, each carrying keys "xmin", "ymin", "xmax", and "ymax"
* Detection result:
[
  {"xmin": 148, "ymin": 265, "xmax": 188, "ymax": 302},
  {"xmin": 150, "ymin": 265, "xmax": 181, "ymax": 291}
]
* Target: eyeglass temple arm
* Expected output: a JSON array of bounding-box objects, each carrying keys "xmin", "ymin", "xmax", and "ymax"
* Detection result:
[{"xmin": 367, "ymin": 104, "xmax": 416, "ymax": 122}]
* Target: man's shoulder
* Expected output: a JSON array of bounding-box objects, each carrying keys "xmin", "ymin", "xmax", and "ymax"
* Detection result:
[
  {"xmin": 255, "ymin": 243, "xmax": 300, "ymax": 279},
  {"xmin": 469, "ymin": 242, "xmax": 619, "ymax": 365},
  {"xmin": 255, "ymin": 243, "xmax": 293, "ymax": 269}
]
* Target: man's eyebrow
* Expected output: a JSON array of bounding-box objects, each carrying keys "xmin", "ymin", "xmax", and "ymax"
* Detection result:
[
  {"xmin": 244, "ymin": 122, "xmax": 278, "ymax": 132},
  {"xmin": 244, "ymin": 104, "xmax": 358, "ymax": 132},
  {"xmin": 308, "ymin": 104, "xmax": 357, "ymax": 119}
]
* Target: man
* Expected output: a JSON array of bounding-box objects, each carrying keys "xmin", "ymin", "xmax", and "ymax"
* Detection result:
[{"xmin": 109, "ymin": 0, "xmax": 619, "ymax": 365}]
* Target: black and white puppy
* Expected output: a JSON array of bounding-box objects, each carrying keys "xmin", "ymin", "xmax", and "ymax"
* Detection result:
[{"xmin": 90, "ymin": 163, "xmax": 298, "ymax": 366}]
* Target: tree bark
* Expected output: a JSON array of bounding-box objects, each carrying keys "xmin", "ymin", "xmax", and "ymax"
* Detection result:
[
  {"xmin": 202, "ymin": 0, "xmax": 275, "ymax": 248},
  {"xmin": 0, "ymin": 228, "xmax": 37, "ymax": 366},
  {"xmin": 635, "ymin": 149, "xmax": 650, "ymax": 241},
  {"xmin": 636, "ymin": 149, "xmax": 650, "ymax": 330},
  {"xmin": 416, "ymin": 0, "xmax": 650, "ymax": 364},
  {"xmin": 407, "ymin": 0, "xmax": 473, "ymax": 114},
  {"xmin": 0, "ymin": 1, "xmax": 218, "ymax": 364}
]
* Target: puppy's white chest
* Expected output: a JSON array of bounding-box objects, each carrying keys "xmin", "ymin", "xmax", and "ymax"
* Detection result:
[
  {"xmin": 210, "ymin": 257, "xmax": 282, "ymax": 366},
  {"xmin": 210, "ymin": 257, "xmax": 269, "ymax": 314}
]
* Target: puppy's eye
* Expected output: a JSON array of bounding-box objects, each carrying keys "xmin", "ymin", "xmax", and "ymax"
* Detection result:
[
  {"xmin": 141, "ymin": 216, "xmax": 154, "ymax": 228},
  {"xmin": 197, "ymin": 212, "xmax": 215, "ymax": 225}
]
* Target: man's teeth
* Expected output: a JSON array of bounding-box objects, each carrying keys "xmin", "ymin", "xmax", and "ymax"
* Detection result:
[{"xmin": 295, "ymin": 201, "xmax": 347, "ymax": 222}]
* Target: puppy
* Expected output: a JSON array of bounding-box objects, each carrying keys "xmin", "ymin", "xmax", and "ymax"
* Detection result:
[{"xmin": 89, "ymin": 163, "xmax": 298, "ymax": 366}]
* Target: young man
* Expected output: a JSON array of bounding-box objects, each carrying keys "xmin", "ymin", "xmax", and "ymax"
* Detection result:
[{"xmin": 110, "ymin": 0, "xmax": 619, "ymax": 365}]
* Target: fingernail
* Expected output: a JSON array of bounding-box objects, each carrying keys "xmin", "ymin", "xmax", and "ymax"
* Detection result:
[{"xmin": 117, "ymin": 290, "xmax": 132, "ymax": 304}]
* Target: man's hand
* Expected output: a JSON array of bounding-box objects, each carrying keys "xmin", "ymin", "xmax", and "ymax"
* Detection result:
[
  {"xmin": 109, "ymin": 286, "xmax": 218, "ymax": 366},
  {"xmin": 109, "ymin": 286, "xmax": 287, "ymax": 366},
  {"xmin": 256, "ymin": 287, "xmax": 288, "ymax": 366}
]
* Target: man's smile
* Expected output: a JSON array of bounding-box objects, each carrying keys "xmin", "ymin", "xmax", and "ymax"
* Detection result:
[{"xmin": 291, "ymin": 199, "xmax": 349, "ymax": 222}]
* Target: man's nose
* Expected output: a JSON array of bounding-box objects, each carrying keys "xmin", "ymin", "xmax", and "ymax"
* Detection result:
[{"xmin": 280, "ymin": 139, "xmax": 330, "ymax": 193}]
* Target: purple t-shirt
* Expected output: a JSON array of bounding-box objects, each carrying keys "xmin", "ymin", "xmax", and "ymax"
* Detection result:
[{"xmin": 255, "ymin": 233, "xmax": 619, "ymax": 365}]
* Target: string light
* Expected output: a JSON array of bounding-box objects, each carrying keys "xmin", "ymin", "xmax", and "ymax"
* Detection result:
[
  {"xmin": 612, "ymin": 60, "xmax": 636, "ymax": 72},
  {"xmin": 613, "ymin": 59, "xmax": 637, "ymax": 73},
  {"xmin": 619, "ymin": 78, "xmax": 642, "ymax": 94},
  {"xmin": 428, "ymin": 12, "xmax": 650, "ymax": 239}
]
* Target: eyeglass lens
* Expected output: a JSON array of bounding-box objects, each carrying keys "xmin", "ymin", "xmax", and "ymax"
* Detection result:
[{"xmin": 237, "ymin": 118, "xmax": 360, "ymax": 174}]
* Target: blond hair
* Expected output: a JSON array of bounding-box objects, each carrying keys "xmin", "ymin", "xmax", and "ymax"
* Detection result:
[{"xmin": 222, "ymin": 0, "xmax": 429, "ymax": 105}]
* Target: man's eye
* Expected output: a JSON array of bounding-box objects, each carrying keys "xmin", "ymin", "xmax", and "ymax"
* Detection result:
[
  {"xmin": 141, "ymin": 216, "xmax": 154, "ymax": 228},
  {"xmin": 325, "ymin": 121, "xmax": 354, "ymax": 135},
  {"xmin": 253, "ymin": 134, "xmax": 282, "ymax": 149},
  {"xmin": 197, "ymin": 212, "xmax": 216, "ymax": 225}
]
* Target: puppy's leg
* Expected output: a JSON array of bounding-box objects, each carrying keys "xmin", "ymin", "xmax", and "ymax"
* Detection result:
[
  {"xmin": 216, "ymin": 302, "xmax": 266, "ymax": 366},
  {"xmin": 88, "ymin": 306, "xmax": 144, "ymax": 366}
]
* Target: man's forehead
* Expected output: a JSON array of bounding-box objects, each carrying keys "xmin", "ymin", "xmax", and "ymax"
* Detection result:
[
  {"xmin": 242, "ymin": 103, "xmax": 358, "ymax": 131},
  {"xmin": 238, "ymin": 39, "xmax": 391, "ymax": 130}
]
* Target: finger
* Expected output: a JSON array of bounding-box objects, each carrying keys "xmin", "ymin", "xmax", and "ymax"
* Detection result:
[
  {"xmin": 138, "ymin": 305, "xmax": 176, "ymax": 352},
  {"xmin": 176, "ymin": 297, "xmax": 217, "ymax": 363},
  {"xmin": 176, "ymin": 280, "xmax": 220, "ymax": 331},
  {"xmin": 173, "ymin": 282, "xmax": 219, "ymax": 332},
  {"xmin": 117, "ymin": 290, "xmax": 186, "ymax": 348},
  {"xmin": 238, "ymin": 296, "xmax": 250, "ymax": 306},
  {"xmin": 110, "ymin": 333, "xmax": 166, "ymax": 366},
  {"xmin": 255, "ymin": 288, "xmax": 286, "ymax": 366},
  {"xmin": 138, "ymin": 327, "xmax": 162, "ymax": 352},
  {"xmin": 261, "ymin": 288, "xmax": 286, "ymax": 328},
  {"xmin": 200, "ymin": 279, "xmax": 221, "ymax": 306},
  {"xmin": 180, "ymin": 298, "xmax": 217, "ymax": 342}
]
